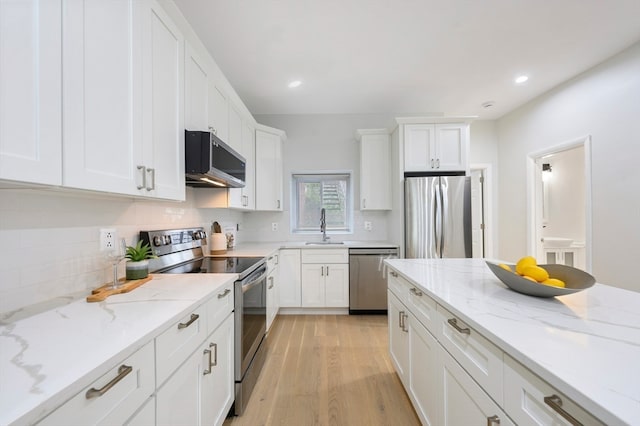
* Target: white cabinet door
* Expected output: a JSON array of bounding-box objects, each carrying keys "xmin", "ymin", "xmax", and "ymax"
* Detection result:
[
  {"xmin": 266, "ymin": 262, "xmax": 279, "ymax": 331},
  {"xmin": 0, "ymin": 0, "xmax": 62, "ymax": 185},
  {"xmin": 408, "ymin": 316, "xmax": 440, "ymax": 426},
  {"xmin": 228, "ymin": 121, "xmax": 255, "ymax": 210},
  {"xmin": 227, "ymin": 105, "xmax": 243, "ymax": 154},
  {"xmin": 404, "ymin": 124, "xmax": 434, "ymax": 172},
  {"xmin": 255, "ymin": 128, "xmax": 283, "ymax": 211},
  {"xmin": 62, "ymin": 0, "xmax": 143, "ymax": 195},
  {"xmin": 209, "ymin": 84, "xmax": 228, "ymax": 141},
  {"xmin": 184, "ymin": 42, "xmax": 209, "ymax": 131},
  {"xmin": 201, "ymin": 313, "xmax": 235, "ymax": 426},
  {"xmin": 323, "ymin": 263, "xmax": 349, "ymax": 307},
  {"xmin": 441, "ymin": 349, "xmax": 514, "ymax": 426},
  {"xmin": 359, "ymin": 130, "xmax": 391, "ymax": 210},
  {"xmin": 434, "ymin": 123, "xmax": 467, "ymax": 171},
  {"xmin": 125, "ymin": 397, "xmax": 155, "ymax": 426},
  {"xmin": 279, "ymin": 249, "xmax": 301, "ymax": 307},
  {"xmin": 388, "ymin": 291, "xmax": 409, "ymax": 386},
  {"xmin": 141, "ymin": 0, "xmax": 184, "ymax": 201},
  {"xmin": 301, "ymin": 264, "xmax": 324, "ymax": 307}
]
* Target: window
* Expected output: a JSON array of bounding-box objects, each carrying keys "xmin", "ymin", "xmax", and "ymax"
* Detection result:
[{"xmin": 291, "ymin": 173, "xmax": 352, "ymax": 233}]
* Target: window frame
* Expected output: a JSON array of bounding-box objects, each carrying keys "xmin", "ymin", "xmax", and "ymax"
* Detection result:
[{"xmin": 290, "ymin": 171, "xmax": 354, "ymax": 235}]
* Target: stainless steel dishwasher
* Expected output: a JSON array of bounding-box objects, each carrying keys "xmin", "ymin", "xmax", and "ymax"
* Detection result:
[{"xmin": 349, "ymin": 247, "xmax": 399, "ymax": 314}]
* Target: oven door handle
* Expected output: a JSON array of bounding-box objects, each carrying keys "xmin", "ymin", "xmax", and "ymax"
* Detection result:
[{"xmin": 241, "ymin": 270, "xmax": 267, "ymax": 293}]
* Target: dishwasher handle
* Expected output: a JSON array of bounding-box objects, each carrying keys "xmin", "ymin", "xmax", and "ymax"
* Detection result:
[{"xmin": 349, "ymin": 248, "xmax": 399, "ymax": 256}]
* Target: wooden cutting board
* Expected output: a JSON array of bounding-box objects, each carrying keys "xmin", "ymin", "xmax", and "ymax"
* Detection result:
[{"xmin": 86, "ymin": 276, "xmax": 152, "ymax": 303}]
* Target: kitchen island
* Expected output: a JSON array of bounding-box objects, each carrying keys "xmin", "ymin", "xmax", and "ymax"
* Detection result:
[{"xmin": 386, "ymin": 258, "xmax": 639, "ymax": 425}]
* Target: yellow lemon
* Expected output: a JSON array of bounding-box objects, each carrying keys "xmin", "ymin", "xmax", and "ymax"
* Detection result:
[
  {"xmin": 543, "ymin": 278, "xmax": 566, "ymax": 288},
  {"xmin": 522, "ymin": 265, "xmax": 549, "ymax": 282},
  {"xmin": 498, "ymin": 263, "xmax": 512, "ymax": 272},
  {"xmin": 515, "ymin": 256, "xmax": 537, "ymax": 275},
  {"xmin": 521, "ymin": 275, "xmax": 537, "ymax": 282}
]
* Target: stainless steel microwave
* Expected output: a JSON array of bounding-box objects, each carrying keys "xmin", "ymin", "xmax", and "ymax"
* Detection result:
[{"xmin": 185, "ymin": 130, "xmax": 246, "ymax": 188}]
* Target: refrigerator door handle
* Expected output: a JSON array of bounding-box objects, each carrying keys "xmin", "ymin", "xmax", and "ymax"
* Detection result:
[
  {"xmin": 439, "ymin": 178, "xmax": 446, "ymax": 257},
  {"xmin": 433, "ymin": 179, "xmax": 440, "ymax": 257}
]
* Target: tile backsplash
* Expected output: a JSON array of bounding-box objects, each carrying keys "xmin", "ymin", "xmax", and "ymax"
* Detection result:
[{"xmin": 0, "ymin": 187, "xmax": 242, "ymax": 316}]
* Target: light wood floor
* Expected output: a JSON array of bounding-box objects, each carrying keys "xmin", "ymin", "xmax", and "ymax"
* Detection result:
[{"xmin": 224, "ymin": 315, "xmax": 420, "ymax": 426}]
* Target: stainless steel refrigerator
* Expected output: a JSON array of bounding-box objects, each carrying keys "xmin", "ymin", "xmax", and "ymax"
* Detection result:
[{"xmin": 404, "ymin": 174, "xmax": 472, "ymax": 258}]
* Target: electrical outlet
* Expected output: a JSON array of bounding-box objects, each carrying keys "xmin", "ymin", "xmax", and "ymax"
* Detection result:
[
  {"xmin": 364, "ymin": 221, "xmax": 372, "ymax": 231},
  {"xmin": 100, "ymin": 228, "xmax": 117, "ymax": 251},
  {"xmin": 271, "ymin": 222, "xmax": 278, "ymax": 231}
]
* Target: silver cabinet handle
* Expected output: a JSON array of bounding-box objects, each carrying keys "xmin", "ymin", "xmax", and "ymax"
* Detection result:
[
  {"xmin": 544, "ymin": 395, "xmax": 583, "ymax": 426},
  {"xmin": 275, "ymin": 254, "xmax": 279, "ymax": 265},
  {"xmin": 398, "ymin": 310, "xmax": 404, "ymax": 330},
  {"xmin": 178, "ymin": 313, "xmax": 199, "ymax": 329},
  {"xmin": 208, "ymin": 126, "xmax": 217, "ymax": 135},
  {"xmin": 146, "ymin": 167, "xmax": 155, "ymax": 191},
  {"xmin": 326, "ymin": 265, "xmax": 329, "ymax": 276},
  {"xmin": 447, "ymin": 318, "xmax": 470, "ymax": 335},
  {"xmin": 363, "ymin": 198, "xmax": 366, "ymax": 209},
  {"xmin": 277, "ymin": 199, "xmax": 281, "ymax": 209},
  {"xmin": 268, "ymin": 276, "xmax": 274, "ymax": 289},
  {"xmin": 436, "ymin": 158, "xmax": 440, "ymax": 168},
  {"xmin": 430, "ymin": 159, "xmax": 435, "ymax": 168},
  {"xmin": 85, "ymin": 365, "xmax": 132, "ymax": 399},
  {"xmin": 217, "ymin": 288, "xmax": 231, "ymax": 299},
  {"xmin": 402, "ymin": 313, "xmax": 409, "ymax": 332},
  {"xmin": 486, "ymin": 415, "xmax": 500, "ymax": 426},
  {"xmin": 390, "ymin": 271, "xmax": 398, "ymax": 277},
  {"xmin": 203, "ymin": 348, "xmax": 212, "ymax": 375},
  {"xmin": 210, "ymin": 342, "xmax": 217, "ymax": 367},
  {"xmin": 321, "ymin": 266, "xmax": 324, "ymax": 276},
  {"xmin": 137, "ymin": 165, "xmax": 146, "ymax": 189},
  {"xmin": 410, "ymin": 287, "xmax": 423, "ymax": 297}
]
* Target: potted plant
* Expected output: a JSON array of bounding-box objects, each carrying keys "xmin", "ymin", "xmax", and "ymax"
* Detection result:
[{"xmin": 125, "ymin": 241, "xmax": 156, "ymax": 280}]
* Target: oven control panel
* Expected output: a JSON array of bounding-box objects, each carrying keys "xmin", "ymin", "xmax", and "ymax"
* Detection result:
[{"xmin": 140, "ymin": 228, "xmax": 207, "ymax": 257}]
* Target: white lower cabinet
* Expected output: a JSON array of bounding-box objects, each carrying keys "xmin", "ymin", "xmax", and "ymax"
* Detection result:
[
  {"xmin": 408, "ymin": 314, "xmax": 440, "ymax": 426},
  {"xmin": 157, "ymin": 312, "xmax": 234, "ymax": 426},
  {"xmin": 279, "ymin": 249, "xmax": 301, "ymax": 307},
  {"xmin": 503, "ymin": 355, "xmax": 604, "ymax": 426},
  {"xmin": 441, "ymin": 350, "xmax": 514, "ymax": 426},
  {"xmin": 387, "ymin": 291, "xmax": 409, "ymax": 386},
  {"xmin": 266, "ymin": 253, "xmax": 280, "ymax": 331},
  {"xmin": 125, "ymin": 396, "xmax": 155, "ymax": 426},
  {"xmin": 300, "ymin": 249, "xmax": 349, "ymax": 308},
  {"xmin": 38, "ymin": 341, "xmax": 155, "ymax": 426}
]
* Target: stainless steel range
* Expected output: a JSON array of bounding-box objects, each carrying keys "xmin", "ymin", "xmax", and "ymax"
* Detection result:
[{"xmin": 140, "ymin": 227, "xmax": 267, "ymax": 416}]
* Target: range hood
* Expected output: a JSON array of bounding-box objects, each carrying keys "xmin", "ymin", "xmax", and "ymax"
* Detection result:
[{"xmin": 185, "ymin": 130, "xmax": 246, "ymax": 188}]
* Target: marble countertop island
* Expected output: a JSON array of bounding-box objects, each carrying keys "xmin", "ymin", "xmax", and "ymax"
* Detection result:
[
  {"xmin": 385, "ymin": 258, "xmax": 640, "ymax": 425},
  {"xmin": 0, "ymin": 273, "xmax": 237, "ymax": 426}
]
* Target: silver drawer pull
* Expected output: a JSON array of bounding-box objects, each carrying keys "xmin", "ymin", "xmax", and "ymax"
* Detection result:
[
  {"xmin": 136, "ymin": 165, "xmax": 146, "ymax": 190},
  {"xmin": 447, "ymin": 318, "xmax": 470, "ymax": 335},
  {"xmin": 178, "ymin": 313, "xmax": 199, "ymax": 329},
  {"xmin": 217, "ymin": 288, "xmax": 231, "ymax": 299},
  {"xmin": 487, "ymin": 415, "xmax": 500, "ymax": 426},
  {"xmin": 410, "ymin": 287, "xmax": 423, "ymax": 296},
  {"xmin": 85, "ymin": 365, "xmax": 132, "ymax": 399},
  {"xmin": 544, "ymin": 395, "xmax": 583, "ymax": 426},
  {"xmin": 390, "ymin": 271, "xmax": 398, "ymax": 277},
  {"xmin": 210, "ymin": 342, "xmax": 218, "ymax": 367},
  {"xmin": 203, "ymin": 348, "xmax": 212, "ymax": 375}
]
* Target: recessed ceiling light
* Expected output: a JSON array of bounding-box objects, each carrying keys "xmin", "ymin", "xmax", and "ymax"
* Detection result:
[
  {"xmin": 481, "ymin": 101, "xmax": 495, "ymax": 109},
  {"xmin": 515, "ymin": 75, "xmax": 529, "ymax": 84},
  {"xmin": 288, "ymin": 80, "xmax": 302, "ymax": 88}
]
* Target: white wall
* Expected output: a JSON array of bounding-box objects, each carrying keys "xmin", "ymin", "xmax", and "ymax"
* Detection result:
[
  {"xmin": 247, "ymin": 114, "xmax": 399, "ymax": 242},
  {"xmin": 496, "ymin": 41, "xmax": 640, "ymax": 291},
  {"xmin": 0, "ymin": 188, "xmax": 243, "ymax": 315}
]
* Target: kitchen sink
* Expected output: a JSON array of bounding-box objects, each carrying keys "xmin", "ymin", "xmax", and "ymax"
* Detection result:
[{"xmin": 305, "ymin": 241, "xmax": 345, "ymax": 245}]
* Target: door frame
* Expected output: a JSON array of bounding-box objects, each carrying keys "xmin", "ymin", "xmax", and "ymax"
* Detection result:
[
  {"xmin": 525, "ymin": 136, "xmax": 592, "ymax": 272},
  {"xmin": 470, "ymin": 163, "xmax": 494, "ymax": 258}
]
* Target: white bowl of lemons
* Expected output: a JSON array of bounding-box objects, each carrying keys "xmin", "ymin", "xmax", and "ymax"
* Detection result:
[{"xmin": 486, "ymin": 257, "xmax": 596, "ymax": 298}]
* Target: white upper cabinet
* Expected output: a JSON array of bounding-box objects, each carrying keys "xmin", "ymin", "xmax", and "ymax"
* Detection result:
[
  {"xmin": 62, "ymin": 0, "xmax": 184, "ymax": 200},
  {"xmin": 140, "ymin": 0, "xmax": 185, "ymax": 201},
  {"xmin": 209, "ymin": 84, "xmax": 228, "ymax": 142},
  {"xmin": 63, "ymin": 0, "xmax": 143, "ymax": 195},
  {"xmin": 227, "ymin": 105, "xmax": 243, "ymax": 154},
  {"xmin": 228, "ymin": 121, "xmax": 255, "ymax": 210},
  {"xmin": 0, "ymin": 0, "xmax": 62, "ymax": 185},
  {"xmin": 184, "ymin": 42, "xmax": 209, "ymax": 131},
  {"xmin": 255, "ymin": 126, "xmax": 285, "ymax": 211},
  {"xmin": 403, "ymin": 121, "xmax": 470, "ymax": 173},
  {"xmin": 357, "ymin": 129, "xmax": 391, "ymax": 210}
]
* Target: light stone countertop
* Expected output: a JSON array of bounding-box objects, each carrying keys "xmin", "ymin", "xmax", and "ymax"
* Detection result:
[
  {"xmin": 385, "ymin": 258, "xmax": 640, "ymax": 426},
  {"xmin": 208, "ymin": 240, "xmax": 398, "ymax": 257},
  {"xmin": 0, "ymin": 273, "xmax": 237, "ymax": 426}
]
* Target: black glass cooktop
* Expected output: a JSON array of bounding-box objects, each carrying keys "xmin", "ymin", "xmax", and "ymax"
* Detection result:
[{"xmin": 160, "ymin": 256, "xmax": 263, "ymax": 275}]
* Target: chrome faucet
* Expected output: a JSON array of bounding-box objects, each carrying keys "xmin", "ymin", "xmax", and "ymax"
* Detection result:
[{"xmin": 320, "ymin": 208, "xmax": 330, "ymax": 242}]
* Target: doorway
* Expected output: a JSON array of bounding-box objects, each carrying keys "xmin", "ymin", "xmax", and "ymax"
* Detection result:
[{"xmin": 526, "ymin": 136, "xmax": 592, "ymax": 271}]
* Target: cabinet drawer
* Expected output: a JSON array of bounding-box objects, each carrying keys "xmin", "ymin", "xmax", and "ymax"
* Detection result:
[
  {"xmin": 156, "ymin": 304, "xmax": 207, "ymax": 386},
  {"xmin": 301, "ymin": 249, "xmax": 348, "ymax": 264},
  {"xmin": 407, "ymin": 283, "xmax": 437, "ymax": 336},
  {"xmin": 38, "ymin": 341, "xmax": 154, "ymax": 426},
  {"xmin": 388, "ymin": 269, "xmax": 409, "ymax": 303},
  {"xmin": 266, "ymin": 251, "xmax": 279, "ymax": 271},
  {"xmin": 503, "ymin": 355, "xmax": 604, "ymax": 426},
  {"xmin": 437, "ymin": 304, "xmax": 503, "ymax": 404},
  {"xmin": 206, "ymin": 281, "xmax": 234, "ymax": 335}
]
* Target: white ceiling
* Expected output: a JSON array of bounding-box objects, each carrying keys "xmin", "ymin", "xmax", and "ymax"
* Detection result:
[{"xmin": 174, "ymin": 0, "xmax": 640, "ymax": 119}]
